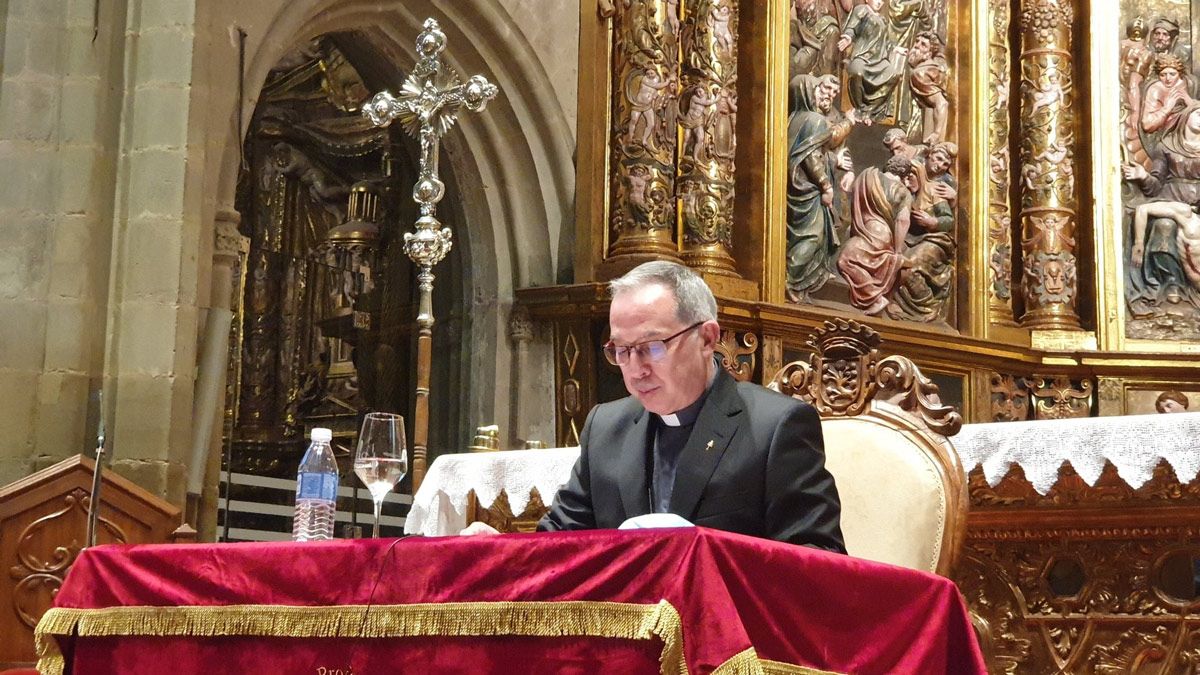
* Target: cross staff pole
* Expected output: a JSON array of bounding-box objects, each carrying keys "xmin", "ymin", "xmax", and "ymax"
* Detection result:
[{"xmin": 363, "ymin": 18, "xmax": 498, "ymax": 492}]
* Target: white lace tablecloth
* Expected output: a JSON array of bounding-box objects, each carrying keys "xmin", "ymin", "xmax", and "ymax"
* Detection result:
[
  {"xmin": 954, "ymin": 412, "xmax": 1200, "ymax": 494},
  {"xmin": 404, "ymin": 447, "xmax": 580, "ymax": 536}
]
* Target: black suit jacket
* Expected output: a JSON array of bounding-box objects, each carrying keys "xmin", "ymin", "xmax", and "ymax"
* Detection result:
[{"xmin": 540, "ymin": 370, "xmax": 846, "ymax": 552}]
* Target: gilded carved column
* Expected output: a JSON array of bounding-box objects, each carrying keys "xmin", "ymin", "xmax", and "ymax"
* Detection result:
[
  {"xmin": 987, "ymin": 0, "xmax": 1015, "ymax": 325},
  {"xmin": 1017, "ymin": 0, "xmax": 1082, "ymax": 329},
  {"xmin": 608, "ymin": 0, "xmax": 681, "ymax": 261},
  {"xmin": 678, "ymin": 0, "xmax": 740, "ymax": 276}
]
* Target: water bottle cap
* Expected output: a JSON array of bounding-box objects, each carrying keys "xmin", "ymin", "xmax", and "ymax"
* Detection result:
[{"xmin": 310, "ymin": 427, "xmax": 333, "ymax": 442}]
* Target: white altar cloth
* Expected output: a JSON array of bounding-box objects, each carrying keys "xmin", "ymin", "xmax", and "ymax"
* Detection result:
[
  {"xmin": 405, "ymin": 413, "xmax": 1200, "ymax": 536},
  {"xmin": 404, "ymin": 447, "xmax": 580, "ymax": 536},
  {"xmin": 953, "ymin": 412, "xmax": 1200, "ymax": 494}
]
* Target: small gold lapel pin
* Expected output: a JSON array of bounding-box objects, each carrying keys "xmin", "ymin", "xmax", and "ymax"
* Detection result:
[{"xmin": 705, "ymin": 440, "xmax": 714, "ymax": 452}]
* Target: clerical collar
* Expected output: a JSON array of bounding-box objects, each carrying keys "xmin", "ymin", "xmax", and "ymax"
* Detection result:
[{"xmin": 656, "ymin": 362, "xmax": 719, "ymax": 427}]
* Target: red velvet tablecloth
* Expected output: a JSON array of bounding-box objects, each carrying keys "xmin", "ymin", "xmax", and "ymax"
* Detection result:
[{"xmin": 36, "ymin": 528, "xmax": 984, "ymax": 674}]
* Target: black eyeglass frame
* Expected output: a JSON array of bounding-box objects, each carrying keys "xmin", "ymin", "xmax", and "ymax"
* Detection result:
[{"xmin": 602, "ymin": 321, "xmax": 705, "ymax": 366}]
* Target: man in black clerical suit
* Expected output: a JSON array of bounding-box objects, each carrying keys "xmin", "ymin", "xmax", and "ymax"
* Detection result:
[
  {"xmin": 545, "ymin": 261, "xmax": 844, "ymax": 551},
  {"xmin": 464, "ymin": 261, "xmax": 844, "ymax": 552}
]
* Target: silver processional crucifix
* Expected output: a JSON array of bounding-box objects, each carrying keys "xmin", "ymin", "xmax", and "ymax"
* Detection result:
[{"xmin": 362, "ymin": 18, "xmax": 498, "ymax": 492}]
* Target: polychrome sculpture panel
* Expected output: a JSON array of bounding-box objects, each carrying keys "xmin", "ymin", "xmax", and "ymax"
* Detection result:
[
  {"xmin": 1119, "ymin": 1, "xmax": 1200, "ymax": 340},
  {"xmin": 786, "ymin": 0, "xmax": 959, "ymax": 327}
]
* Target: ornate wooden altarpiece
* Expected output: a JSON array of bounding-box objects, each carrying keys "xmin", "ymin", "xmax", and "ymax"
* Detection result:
[{"xmin": 514, "ymin": 1, "xmax": 1200, "ymax": 672}]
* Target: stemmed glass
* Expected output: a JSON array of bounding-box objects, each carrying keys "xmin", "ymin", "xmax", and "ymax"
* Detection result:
[{"xmin": 353, "ymin": 412, "xmax": 408, "ymax": 538}]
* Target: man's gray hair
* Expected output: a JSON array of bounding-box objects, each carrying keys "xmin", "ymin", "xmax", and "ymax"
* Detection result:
[{"xmin": 609, "ymin": 260, "xmax": 718, "ymax": 324}]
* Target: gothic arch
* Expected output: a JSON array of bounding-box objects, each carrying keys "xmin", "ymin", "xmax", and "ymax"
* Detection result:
[{"xmin": 205, "ymin": 0, "xmax": 574, "ymax": 451}]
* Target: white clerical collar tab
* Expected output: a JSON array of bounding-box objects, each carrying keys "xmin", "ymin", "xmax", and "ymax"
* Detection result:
[{"xmin": 659, "ymin": 413, "xmax": 681, "ymax": 427}]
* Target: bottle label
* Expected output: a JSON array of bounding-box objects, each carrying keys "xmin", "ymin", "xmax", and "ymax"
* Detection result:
[{"xmin": 297, "ymin": 472, "xmax": 338, "ymax": 501}]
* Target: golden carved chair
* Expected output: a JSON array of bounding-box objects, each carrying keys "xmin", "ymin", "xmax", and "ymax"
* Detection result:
[{"xmin": 769, "ymin": 319, "xmax": 968, "ymax": 576}]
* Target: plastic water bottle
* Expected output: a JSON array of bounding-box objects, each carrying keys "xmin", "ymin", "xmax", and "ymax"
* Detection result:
[{"xmin": 292, "ymin": 427, "xmax": 338, "ymax": 541}]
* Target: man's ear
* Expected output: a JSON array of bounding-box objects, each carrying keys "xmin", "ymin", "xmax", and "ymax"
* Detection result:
[{"xmin": 699, "ymin": 320, "xmax": 721, "ymax": 350}]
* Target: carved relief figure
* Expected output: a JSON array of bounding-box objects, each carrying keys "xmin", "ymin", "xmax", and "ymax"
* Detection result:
[
  {"xmin": 711, "ymin": 84, "xmax": 738, "ymax": 159},
  {"xmin": 838, "ymin": 0, "xmax": 906, "ymax": 121},
  {"xmin": 1154, "ymin": 389, "xmax": 1189, "ymax": 413},
  {"xmin": 1140, "ymin": 54, "xmax": 1191, "ymax": 143},
  {"xmin": 1130, "ymin": 200, "xmax": 1200, "ymax": 292},
  {"xmin": 624, "ymin": 65, "xmax": 674, "ymax": 149},
  {"xmin": 787, "ymin": 74, "xmax": 843, "ymax": 301},
  {"xmin": 1120, "ymin": 17, "xmax": 1154, "ymax": 170},
  {"xmin": 1124, "ymin": 101, "xmax": 1200, "ymax": 315},
  {"xmin": 837, "ymin": 156, "xmax": 913, "ymax": 314},
  {"xmin": 790, "ymin": 0, "xmax": 840, "ymax": 77},
  {"xmin": 625, "ymin": 163, "xmax": 657, "ymax": 220},
  {"xmin": 907, "ymin": 30, "xmax": 949, "ymax": 144},
  {"xmin": 1028, "ymin": 67, "xmax": 1069, "ymax": 116},
  {"xmin": 890, "ymin": 159, "xmax": 955, "ymax": 321},
  {"xmin": 882, "ymin": 127, "xmax": 924, "ymax": 161},
  {"xmin": 784, "ymin": 0, "xmax": 953, "ymax": 324},
  {"xmin": 710, "ymin": 2, "xmax": 735, "ymax": 56},
  {"xmin": 926, "ymin": 140, "xmax": 958, "ymax": 204},
  {"xmin": 680, "ymin": 84, "xmax": 719, "ymax": 161},
  {"xmin": 884, "ymin": 0, "xmax": 933, "ymax": 127},
  {"xmin": 1149, "ymin": 17, "xmax": 1187, "ymax": 63}
]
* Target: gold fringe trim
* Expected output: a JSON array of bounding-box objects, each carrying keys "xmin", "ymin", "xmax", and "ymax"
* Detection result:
[
  {"xmin": 34, "ymin": 626, "xmax": 65, "ymax": 675},
  {"xmin": 37, "ymin": 600, "xmax": 688, "ymax": 675},
  {"xmin": 759, "ymin": 658, "xmax": 845, "ymax": 675},
  {"xmin": 713, "ymin": 646, "xmax": 765, "ymax": 674}
]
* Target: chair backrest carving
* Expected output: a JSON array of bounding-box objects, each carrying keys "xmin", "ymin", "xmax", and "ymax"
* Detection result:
[{"xmin": 768, "ymin": 319, "xmax": 968, "ymax": 576}]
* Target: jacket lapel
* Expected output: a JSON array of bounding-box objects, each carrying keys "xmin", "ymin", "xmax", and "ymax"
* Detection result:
[
  {"xmin": 668, "ymin": 371, "xmax": 742, "ymax": 520},
  {"xmin": 616, "ymin": 406, "xmax": 653, "ymax": 519}
]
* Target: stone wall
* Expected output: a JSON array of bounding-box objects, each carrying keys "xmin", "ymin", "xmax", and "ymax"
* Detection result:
[{"xmin": 0, "ymin": 0, "xmax": 126, "ymax": 485}]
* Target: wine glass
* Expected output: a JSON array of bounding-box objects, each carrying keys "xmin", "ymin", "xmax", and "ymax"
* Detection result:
[{"xmin": 353, "ymin": 412, "xmax": 407, "ymax": 538}]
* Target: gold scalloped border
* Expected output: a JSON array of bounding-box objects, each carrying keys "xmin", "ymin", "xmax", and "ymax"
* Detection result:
[{"xmin": 36, "ymin": 600, "xmax": 843, "ymax": 675}]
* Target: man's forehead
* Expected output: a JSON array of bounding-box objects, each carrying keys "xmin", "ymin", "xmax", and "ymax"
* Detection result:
[
  {"xmin": 610, "ymin": 285, "xmax": 679, "ymax": 335},
  {"xmin": 611, "ymin": 282, "xmax": 676, "ymax": 308}
]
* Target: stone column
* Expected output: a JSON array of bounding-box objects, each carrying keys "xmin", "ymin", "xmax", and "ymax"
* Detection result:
[
  {"xmin": 507, "ymin": 305, "xmax": 534, "ymax": 446},
  {"xmin": 987, "ymin": 0, "xmax": 1016, "ymax": 325},
  {"xmin": 677, "ymin": 0, "xmax": 740, "ymax": 277},
  {"xmin": 607, "ymin": 0, "xmax": 681, "ymax": 262},
  {"xmin": 187, "ymin": 209, "xmax": 245, "ymax": 533},
  {"xmin": 1017, "ymin": 0, "xmax": 1082, "ymax": 329}
]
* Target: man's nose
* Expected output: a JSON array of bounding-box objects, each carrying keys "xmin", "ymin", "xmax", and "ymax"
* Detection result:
[{"xmin": 624, "ymin": 348, "xmax": 652, "ymax": 374}]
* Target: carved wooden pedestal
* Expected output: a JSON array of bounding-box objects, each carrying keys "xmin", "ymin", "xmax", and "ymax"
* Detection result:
[{"xmin": 956, "ymin": 462, "xmax": 1200, "ymax": 673}]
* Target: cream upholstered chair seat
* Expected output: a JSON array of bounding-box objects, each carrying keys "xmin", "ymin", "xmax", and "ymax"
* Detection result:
[{"xmin": 768, "ymin": 319, "xmax": 967, "ymax": 576}]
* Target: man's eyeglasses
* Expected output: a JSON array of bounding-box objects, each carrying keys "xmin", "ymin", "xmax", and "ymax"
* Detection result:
[{"xmin": 603, "ymin": 322, "xmax": 703, "ymax": 366}]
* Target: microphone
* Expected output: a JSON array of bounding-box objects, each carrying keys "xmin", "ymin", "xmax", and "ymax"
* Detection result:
[{"xmin": 85, "ymin": 391, "xmax": 106, "ymax": 548}]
